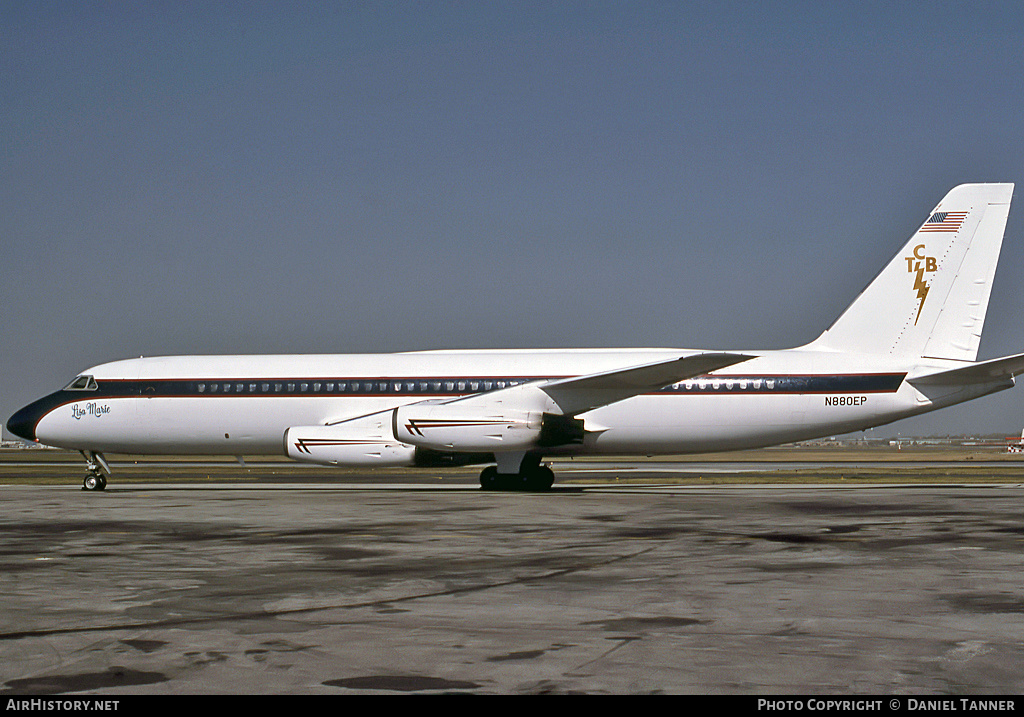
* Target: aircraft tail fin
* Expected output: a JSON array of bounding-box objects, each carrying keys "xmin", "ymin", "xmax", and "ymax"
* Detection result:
[{"xmin": 808, "ymin": 183, "xmax": 1014, "ymax": 360}]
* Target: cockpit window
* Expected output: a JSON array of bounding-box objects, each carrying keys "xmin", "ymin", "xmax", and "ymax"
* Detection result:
[{"xmin": 64, "ymin": 375, "xmax": 98, "ymax": 391}]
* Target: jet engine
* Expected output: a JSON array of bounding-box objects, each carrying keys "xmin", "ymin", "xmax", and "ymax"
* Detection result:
[
  {"xmin": 285, "ymin": 420, "xmax": 415, "ymax": 467},
  {"xmin": 392, "ymin": 404, "xmax": 584, "ymax": 452}
]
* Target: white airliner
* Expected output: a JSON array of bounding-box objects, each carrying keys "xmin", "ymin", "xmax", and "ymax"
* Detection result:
[{"xmin": 8, "ymin": 183, "xmax": 1023, "ymax": 491}]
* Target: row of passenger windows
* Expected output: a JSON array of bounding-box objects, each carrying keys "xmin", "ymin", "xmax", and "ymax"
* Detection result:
[
  {"xmin": 188, "ymin": 376, "xmax": 834, "ymax": 395},
  {"xmin": 194, "ymin": 378, "xmax": 530, "ymax": 395},
  {"xmin": 117, "ymin": 376, "xmax": 793, "ymax": 395},
  {"xmin": 663, "ymin": 378, "xmax": 780, "ymax": 391},
  {"xmin": 68, "ymin": 374, "xmax": 901, "ymax": 397}
]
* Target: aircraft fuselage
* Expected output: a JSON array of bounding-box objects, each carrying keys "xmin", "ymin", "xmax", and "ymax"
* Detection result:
[{"xmin": 11, "ymin": 349, "xmax": 1006, "ymax": 458}]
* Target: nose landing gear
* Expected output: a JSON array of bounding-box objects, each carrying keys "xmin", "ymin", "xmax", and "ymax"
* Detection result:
[{"xmin": 80, "ymin": 451, "xmax": 111, "ymax": 491}]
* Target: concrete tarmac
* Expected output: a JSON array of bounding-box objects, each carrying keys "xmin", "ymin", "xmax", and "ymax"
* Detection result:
[{"xmin": 2, "ymin": 479, "xmax": 1024, "ymax": 694}]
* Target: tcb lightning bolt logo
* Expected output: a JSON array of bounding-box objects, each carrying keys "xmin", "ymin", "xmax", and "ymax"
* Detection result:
[{"xmin": 905, "ymin": 244, "xmax": 937, "ymax": 325}]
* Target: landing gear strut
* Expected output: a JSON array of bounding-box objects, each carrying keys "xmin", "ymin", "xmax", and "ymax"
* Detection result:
[
  {"xmin": 479, "ymin": 455, "xmax": 555, "ymax": 492},
  {"xmin": 80, "ymin": 451, "xmax": 110, "ymax": 491}
]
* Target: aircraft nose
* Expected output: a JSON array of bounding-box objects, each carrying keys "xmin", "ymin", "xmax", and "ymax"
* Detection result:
[{"xmin": 7, "ymin": 402, "xmax": 41, "ymax": 442}]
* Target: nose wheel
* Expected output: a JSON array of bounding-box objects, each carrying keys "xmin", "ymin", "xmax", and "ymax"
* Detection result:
[
  {"xmin": 83, "ymin": 472, "xmax": 107, "ymax": 491},
  {"xmin": 80, "ymin": 451, "xmax": 111, "ymax": 491}
]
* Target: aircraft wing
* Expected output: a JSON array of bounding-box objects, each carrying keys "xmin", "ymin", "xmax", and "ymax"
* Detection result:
[
  {"xmin": 436, "ymin": 351, "xmax": 757, "ymax": 417},
  {"xmin": 307, "ymin": 352, "xmax": 758, "ymax": 462},
  {"xmin": 538, "ymin": 351, "xmax": 757, "ymax": 415},
  {"xmin": 384, "ymin": 351, "xmax": 758, "ymax": 454},
  {"xmin": 908, "ymin": 352, "xmax": 1024, "ymax": 386}
]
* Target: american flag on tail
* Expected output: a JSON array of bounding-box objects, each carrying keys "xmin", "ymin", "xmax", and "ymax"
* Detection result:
[{"xmin": 919, "ymin": 211, "xmax": 967, "ymax": 232}]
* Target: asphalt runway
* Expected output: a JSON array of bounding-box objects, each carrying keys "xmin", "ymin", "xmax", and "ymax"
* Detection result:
[{"xmin": 3, "ymin": 470, "xmax": 1024, "ymax": 695}]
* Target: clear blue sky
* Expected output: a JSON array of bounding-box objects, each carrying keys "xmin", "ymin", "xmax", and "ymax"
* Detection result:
[{"xmin": 3, "ymin": 1, "xmax": 1024, "ymax": 438}]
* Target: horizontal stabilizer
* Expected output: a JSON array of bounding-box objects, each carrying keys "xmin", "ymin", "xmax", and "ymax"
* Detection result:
[
  {"xmin": 541, "ymin": 352, "xmax": 756, "ymax": 415},
  {"xmin": 908, "ymin": 353, "xmax": 1024, "ymax": 387}
]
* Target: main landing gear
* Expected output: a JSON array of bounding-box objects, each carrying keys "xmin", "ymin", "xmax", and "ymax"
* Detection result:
[
  {"xmin": 479, "ymin": 454, "xmax": 555, "ymax": 492},
  {"xmin": 81, "ymin": 450, "xmax": 111, "ymax": 491}
]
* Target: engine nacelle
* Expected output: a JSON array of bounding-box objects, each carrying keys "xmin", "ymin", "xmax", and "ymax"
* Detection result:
[
  {"xmin": 285, "ymin": 423, "xmax": 416, "ymax": 467},
  {"xmin": 393, "ymin": 403, "xmax": 541, "ymax": 452},
  {"xmin": 392, "ymin": 404, "xmax": 585, "ymax": 452}
]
